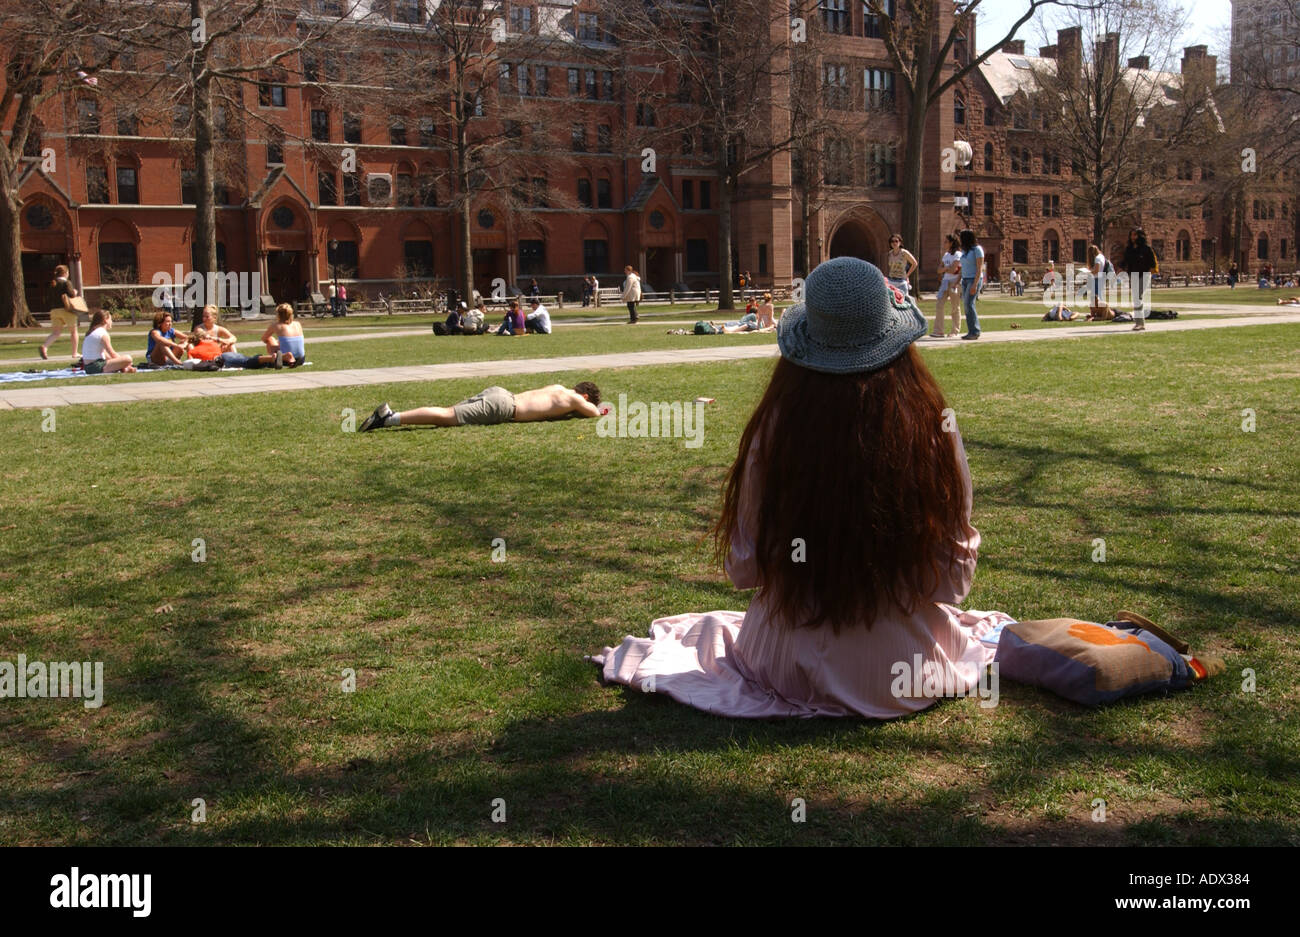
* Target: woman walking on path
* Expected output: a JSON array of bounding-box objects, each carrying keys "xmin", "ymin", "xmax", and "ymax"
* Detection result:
[
  {"xmin": 886, "ymin": 234, "xmax": 919, "ymax": 297},
  {"xmin": 958, "ymin": 229, "xmax": 984, "ymax": 339},
  {"xmin": 1119, "ymin": 228, "xmax": 1157, "ymax": 331},
  {"xmin": 591, "ymin": 256, "xmax": 1008, "ymax": 718},
  {"xmin": 39, "ymin": 265, "xmax": 82, "ymax": 361},
  {"xmin": 1088, "ymin": 243, "xmax": 1109, "ymax": 315}
]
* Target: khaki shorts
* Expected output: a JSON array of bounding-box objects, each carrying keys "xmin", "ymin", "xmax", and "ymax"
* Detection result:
[
  {"xmin": 452, "ymin": 386, "xmax": 515, "ymax": 425},
  {"xmin": 50, "ymin": 306, "xmax": 79, "ymax": 330}
]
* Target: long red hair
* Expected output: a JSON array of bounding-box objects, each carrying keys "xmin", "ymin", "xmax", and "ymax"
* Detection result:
[{"xmin": 713, "ymin": 347, "xmax": 966, "ymax": 631}]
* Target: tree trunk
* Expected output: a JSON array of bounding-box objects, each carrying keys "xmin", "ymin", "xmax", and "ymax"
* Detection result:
[
  {"xmin": 718, "ymin": 174, "xmax": 735, "ymax": 311},
  {"xmin": 0, "ymin": 191, "xmax": 34, "ymax": 327},
  {"xmin": 799, "ymin": 182, "xmax": 811, "ymax": 276},
  {"xmin": 193, "ymin": 88, "xmax": 217, "ymax": 282},
  {"xmin": 1234, "ymin": 185, "xmax": 1246, "ymax": 272},
  {"xmin": 192, "ymin": 1, "xmax": 217, "ymax": 285},
  {"xmin": 900, "ymin": 90, "xmax": 928, "ymax": 266},
  {"xmin": 455, "ymin": 128, "xmax": 474, "ymax": 303},
  {"xmin": 900, "ymin": 34, "xmax": 933, "ymax": 264}
]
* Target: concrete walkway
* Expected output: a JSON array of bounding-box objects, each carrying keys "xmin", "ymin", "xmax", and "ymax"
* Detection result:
[{"xmin": 1, "ymin": 311, "xmax": 1295, "ymax": 411}]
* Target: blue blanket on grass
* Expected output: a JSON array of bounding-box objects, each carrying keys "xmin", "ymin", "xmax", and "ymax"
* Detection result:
[{"xmin": 0, "ymin": 367, "xmax": 93, "ymax": 383}]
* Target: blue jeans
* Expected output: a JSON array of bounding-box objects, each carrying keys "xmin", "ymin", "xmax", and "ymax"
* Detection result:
[{"xmin": 961, "ymin": 278, "xmax": 980, "ymax": 336}]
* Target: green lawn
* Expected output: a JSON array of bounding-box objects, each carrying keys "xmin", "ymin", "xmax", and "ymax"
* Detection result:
[
  {"xmin": 994, "ymin": 284, "xmax": 1298, "ymax": 307},
  {"xmin": 0, "ymin": 324, "xmax": 1296, "ymax": 845},
  {"xmin": 0, "ymin": 301, "xmax": 1251, "ymax": 381},
  {"xmin": 4, "ymin": 287, "xmax": 1277, "ymax": 367}
]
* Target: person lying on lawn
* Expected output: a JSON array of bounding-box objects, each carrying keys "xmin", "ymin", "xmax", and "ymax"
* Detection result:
[
  {"xmin": 360, "ymin": 382, "xmax": 601, "ymax": 431},
  {"xmin": 189, "ymin": 327, "xmax": 295, "ymax": 369}
]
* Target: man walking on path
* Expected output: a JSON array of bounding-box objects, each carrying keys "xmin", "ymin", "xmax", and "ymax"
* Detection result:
[{"xmin": 621, "ymin": 266, "xmax": 642, "ymax": 324}]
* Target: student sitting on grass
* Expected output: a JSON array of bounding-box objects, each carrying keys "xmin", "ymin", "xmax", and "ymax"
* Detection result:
[
  {"xmin": 261, "ymin": 303, "xmax": 305, "ymax": 368},
  {"xmin": 592, "ymin": 257, "xmax": 1005, "ymax": 718},
  {"xmin": 80, "ymin": 311, "xmax": 137, "ymax": 374},
  {"xmin": 195, "ymin": 305, "xmax": 239, "ymax": 353},
  {"xmin": 359, "ymin": 382, "xmax": 601, "ymax": 431},
  {"xmin": 756, "ymin": 293, "xmax": 777, "ymax": 329},
  {"xmin": 188, "ymin": 328, "xmax": 283, "ymax": 369},
  {"xmin": 463, "ymin": 301, "xmax": 487, "ymax": 334},
  {"xmin": 147, "ymin": 311, "xmax": 191, "ymax": 366},
  {"xmin": 525, "ymin": 298, "xmax": 552, "ymax": 334},
  {"xmin": 495, "ymin": 299, "xmax": 526, "ymax": 335}
]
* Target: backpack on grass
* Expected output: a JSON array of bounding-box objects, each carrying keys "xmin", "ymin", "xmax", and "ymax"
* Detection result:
[
  {"xmin": 694, "ymin": 320, "xmax": 721, "ymax": 335},
  {"xmin": 993, "ymin": 611, "xmax": 1223, "ymax": 706}
]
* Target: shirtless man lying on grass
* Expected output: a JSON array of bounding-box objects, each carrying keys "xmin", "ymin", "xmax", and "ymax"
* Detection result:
[{"xmin": 359, "ymin": 381, "xmax": 602, "ymax": 431}]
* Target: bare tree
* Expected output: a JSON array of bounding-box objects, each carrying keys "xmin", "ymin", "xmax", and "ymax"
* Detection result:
[
  {"xmin": 1030, "ymin": 0, "xmax": 1218, "ymax": 246},
  {"xmin": 318, "ymin": 1, "xmax": 574, "ymax": 303},
  {"xmin": 117, "ymin": 1, "xmax": 358, "ymax": 291},
  {"xmin": 0, "ymin": 1, "xmax": 134, "ymax": 327},
  {"xmin": 616, "ymin": 0, "xmax": 804, "ymax": 310},
  {"xmin": 870, "ymin": 0, "xmax": 1077, "ymax": 263}
]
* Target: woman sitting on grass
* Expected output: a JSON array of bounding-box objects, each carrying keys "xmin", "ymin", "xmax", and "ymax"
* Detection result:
[
  {"xmin": 195, "ymin": 304, "xmax": 239, "ymax": 353},
  {"xmin": 147, "ymin": 311, "xmax": 191, "ymax": 366},
  {"xmin": 80, "ymin": 311, "xmax": 137, "ymax": 374},
  {"xmin": 593, "ymin": 257, "xmax": 1005, "ymax": 718},
  {"xmin": 260, "ymin": 303, "xmax": 305, "ymax": 367}
]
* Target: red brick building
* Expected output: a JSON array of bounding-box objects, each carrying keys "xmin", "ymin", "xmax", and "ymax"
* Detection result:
[{"xmin": 9, "ymin": 5, "xmax": 1295, "ymax": 317}]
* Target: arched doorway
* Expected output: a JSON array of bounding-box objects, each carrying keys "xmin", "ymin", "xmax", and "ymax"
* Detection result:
[
  {"xmin": 829, "ymin": 221, "xmax": 878, "ymax": 265},
  {"xmin": 20, "ymin": 199, "xmax": 71, "ymax": 314},
  {"xmin": 263, "ymin": 200, "xmax": 310, "ymax": 304}
]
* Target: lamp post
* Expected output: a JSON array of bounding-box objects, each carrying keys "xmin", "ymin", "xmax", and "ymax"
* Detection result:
[
  {"xmin": 1211, "ymin": 237, "xmax": 1217, "ymax": 285},
  {"xmin": 953, "ymin": 140, "xmax": 973, "ymax": 292},
  {"xmin": 329, "ymin": 238, "xmax": 340, "ymax": 316}
]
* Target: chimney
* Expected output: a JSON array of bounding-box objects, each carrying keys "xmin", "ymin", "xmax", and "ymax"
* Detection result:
[
  {"xmin": 1057, "ymin": 26, "xmax": 1082, "ymax": 75},
  {"xmin": 1039, "ymin": 45, "xmax": 1058, "ymax": 59},
  {"xmin": 1128, "ymin": 55, "xmax": 1150, "ymax": 70},
  {"xmin": 1002, "ymin": 40, "xmax": 1026, "ymax": 55},
  {"xmin": 1182, "ymin": 45, "xmax": 1208, "ymax": 73},
  {"xmin": 1097, "ymin": 31, "xmax": 1121, "ymax": 74}
]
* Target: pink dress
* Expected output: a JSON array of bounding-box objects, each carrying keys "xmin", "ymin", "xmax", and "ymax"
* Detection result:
[{"xmin": 591, "ymin": 435, "xmax": 1011, "ymax": 718}]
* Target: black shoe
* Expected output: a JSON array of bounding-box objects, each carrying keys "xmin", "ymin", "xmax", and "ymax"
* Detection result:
[
  {"xmin": 961, "ymin": 333, "xmax": 980, "ymax": 340},
  {"xmin": 359, "ymin": 402, "xmax": 392, "ymax": 433}
]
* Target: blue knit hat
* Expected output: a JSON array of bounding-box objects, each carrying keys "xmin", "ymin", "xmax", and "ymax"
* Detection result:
[{"xmin": 777, "ymin": 257, "xmax": 928, "ymax": 374}]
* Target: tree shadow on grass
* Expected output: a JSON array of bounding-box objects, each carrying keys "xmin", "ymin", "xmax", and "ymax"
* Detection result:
[{"xmin": 5, "ymin": 650, "xmax": 1296, "ymax": 846}]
